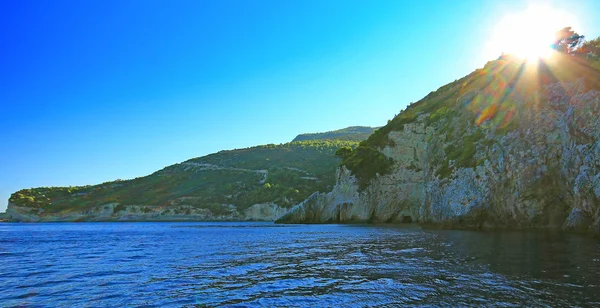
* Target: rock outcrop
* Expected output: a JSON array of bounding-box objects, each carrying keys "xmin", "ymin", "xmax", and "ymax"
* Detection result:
[
  {"xmin": 5, "ymin": 202, "xmax": 289, "ymax": 222},
  {"xmin": 278, "ymin": 58, "xmax": 600, "ymax": 236}
]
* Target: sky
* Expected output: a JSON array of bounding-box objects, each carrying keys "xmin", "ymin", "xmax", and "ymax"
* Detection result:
[{"xmin": 1, "ymin": 0, "xmax": 599, "ymax": 212}]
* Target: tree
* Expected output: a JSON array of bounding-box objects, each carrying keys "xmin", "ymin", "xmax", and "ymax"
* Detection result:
[
  {"xmin": 552, "ymin": 27, "xmax": 585, "ymax": 54},
  {"xmin": 577, "ymin": 37, "xmax": 600, "ymax": 59},
  {"xmin": 335, "ymin": 146, "xmax": 353, "ymax": 160}
]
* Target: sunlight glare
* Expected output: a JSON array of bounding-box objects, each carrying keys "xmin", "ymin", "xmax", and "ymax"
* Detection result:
[{"xmin": 488, "ymin": 5, "xmax": 578, "ymax": 61}]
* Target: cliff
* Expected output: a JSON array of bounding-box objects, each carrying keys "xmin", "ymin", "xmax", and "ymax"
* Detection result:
[{"xmin": 278, "ymin": 55, "xmax": 600, "ymax": 235}]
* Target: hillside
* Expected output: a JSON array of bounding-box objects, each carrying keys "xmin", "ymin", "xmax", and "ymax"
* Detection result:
[
  {"xmin": 292, "ymin": 126, "xmax": 376, "ymax": 142},
  {"xmin": 5, "ymin": 128, "xmax": 369, "ymax": 222},
  {"xmin": 278, "ymin": 44, "xmax": 600, "ymax": 235}
]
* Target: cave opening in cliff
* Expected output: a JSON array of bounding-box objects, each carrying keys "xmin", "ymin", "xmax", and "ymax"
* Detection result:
[{"xmin": 401, "ymin": 216, "xmax": 413, "ymax": 223}]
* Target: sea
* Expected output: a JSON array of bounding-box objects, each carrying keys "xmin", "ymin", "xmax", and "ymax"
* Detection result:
[{"xmin": 1, "ymin": 222, "xmax": 599, "ymax": 307}]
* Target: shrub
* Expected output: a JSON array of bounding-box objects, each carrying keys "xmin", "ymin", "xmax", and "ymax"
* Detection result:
[
  {"xmin": 335, "ymin": 146, "xmax": 353, "ymax": 159},
  {"xmin": 342, "ymin": 146, "xmax": 394, "ymax": 190},
  {"xmin": 113, "ymin": 204, "xmax": 125, "ymax": 214}
]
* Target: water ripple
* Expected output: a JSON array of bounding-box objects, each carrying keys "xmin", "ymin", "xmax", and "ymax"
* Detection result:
[{"xmin": 0, "ymin": 222, "xmax": 598, "ymax": 307}]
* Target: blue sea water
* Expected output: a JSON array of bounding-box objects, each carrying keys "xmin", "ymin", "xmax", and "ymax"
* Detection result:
[{"xmin": 0, "ymin": 222, "xmax": 599, "ymax": 307}]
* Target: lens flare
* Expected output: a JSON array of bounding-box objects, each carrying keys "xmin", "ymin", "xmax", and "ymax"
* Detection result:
[{"xmin": 486, "ymin": 5, "xmax": 578, "ymax": 61}]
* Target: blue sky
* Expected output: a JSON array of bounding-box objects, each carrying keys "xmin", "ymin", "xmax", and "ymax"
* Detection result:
[{"xmin": 1, "ymin": 0, "xmax": 599, "ymax": 211}]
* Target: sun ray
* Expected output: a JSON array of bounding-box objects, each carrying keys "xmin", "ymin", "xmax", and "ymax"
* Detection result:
[{"xmin": 486, "ymin": 5, "xmax": 579, "ymax": 62}]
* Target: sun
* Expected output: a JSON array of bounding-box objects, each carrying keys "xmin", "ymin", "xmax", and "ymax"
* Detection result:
[{"xmin": 488, "ymin": 5, "xmax": 578, "ymax": 61}]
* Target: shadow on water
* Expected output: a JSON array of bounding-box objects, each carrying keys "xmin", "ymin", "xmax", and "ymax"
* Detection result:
[{"xmin": 429, "ymin": 228, "xmax": 600, "ymax": 279}]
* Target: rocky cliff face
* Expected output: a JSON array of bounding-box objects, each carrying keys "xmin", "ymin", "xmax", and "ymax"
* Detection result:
[
  {"xmin": 278, "ymin": 61, "xmax": 600, "ymax": 235},
  {"xmin": 5, "ymin": 201, "xmax": 288, "ymax": 222}
]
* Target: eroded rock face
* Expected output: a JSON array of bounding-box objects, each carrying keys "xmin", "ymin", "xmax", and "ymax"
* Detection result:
[
  {"xmin": 278, "ymin": 79, "xmax": 600, "ymax": 235},
  {"xmin": 243, "ymin": 203, "xmax": 288, "ymax": 221},
  {"xmin": 5, "ymin": 202, "xmax": 289, "ymax": 222}
]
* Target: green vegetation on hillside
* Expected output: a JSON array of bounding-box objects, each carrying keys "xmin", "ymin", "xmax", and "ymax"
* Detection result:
[
  {"xmin": 9, "ymin": 139, "xmax": 360, "ymax": 215},
  {"xmin": 292, "ymin": 126, "xmax": 376, "ymax": 142},
  {"xmin": 339, "ymin": 145, "xmax": 393, "ymax": 190}
]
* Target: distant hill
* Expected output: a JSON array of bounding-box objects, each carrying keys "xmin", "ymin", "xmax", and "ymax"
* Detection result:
[
  {"xmin": 292, "ymin": 126, "xmax": 376, "ymax": 142},
  {"xmin": 5, "ymin": 126, "xmax": 371, "ymax": 222}
]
